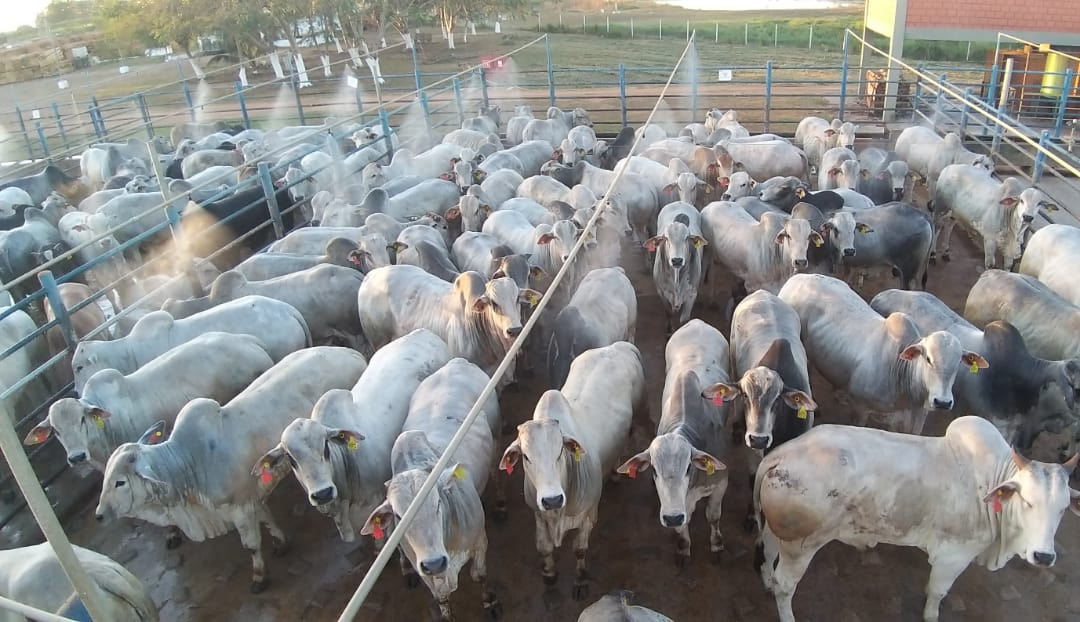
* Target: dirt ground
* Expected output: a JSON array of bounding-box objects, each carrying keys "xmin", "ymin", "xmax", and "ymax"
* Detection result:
[{"xmin": 48, "ymin": 205, "xmax": 1080, "ymax": 622}]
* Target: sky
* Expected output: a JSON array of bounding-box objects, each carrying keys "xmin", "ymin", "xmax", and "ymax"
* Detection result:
[{"xmin": 7, "ymin": 0, "xmax": 50, "ymax": 32}]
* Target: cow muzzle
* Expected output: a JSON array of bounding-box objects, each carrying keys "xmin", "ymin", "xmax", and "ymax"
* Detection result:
[
  {"xmin": 419, "ymin": 555, "xmax": 449, "ymax": 575},
  {"xmin": 670, "ymin": 257, "xmax": 684, "ymax": 268},
  {"xmin": 793, "ymin": 259, "xmax": 808, "ymax": 269},
  {"xmin": 1033, "ymin": 551, "xmax": 1056, "ymax": 567},
  {"xmin": 721, "ymin": 193, "xmax": 732, "ymax": 201},
  {"xmin": 747, "ymin": 434, "xmax": 771, "ymax": 450},
  {"xmin": 540, "ymin": 493, "xmax": 565, "ymax": 510},
  {"xmin": 843, "ymin": 248, "xmax": 856, "ymax": 257},
  {"xmin": 932, "ymin": 398, "xmax": 954, "ymax": 410},
  {"xmin": 506, "ymin": 326, "xmax": 522, "ymax": 338},
  {"xmin": 1022, "ymin": 215, "xmax": 1035, "ymax": 223},
  {"xmin": 661, "ymin": 512, "xmax": 686, "ymax": 528},
  {"xmin": 310, "ymin": 486, "xmax": 335, "ymax": 505},
  {"xmin": 892, "ymin": 188, "xmax": 904, "ymax": 201},
  {"xmin": 67, "ymin": 452, "xmax": 88, "ymax": 466}
]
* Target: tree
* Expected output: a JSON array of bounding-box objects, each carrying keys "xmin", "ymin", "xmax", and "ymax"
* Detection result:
[
  {"xmin": 36, "ymin": 0, "xmax": 95, "ymax": 30},
  {"xmin": 94, "ymin": 0, "xmax": 157, "ymax": 57}
]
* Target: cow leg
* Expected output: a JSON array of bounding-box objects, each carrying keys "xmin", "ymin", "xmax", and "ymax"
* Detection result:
[
  {"xmin": 571, "ymin": 512, "xmax": 596, "ymax": 600},
  {"xmin": 706, "ymin": 481, "xmax": 729, "ymax": 563},
  {"xmin": 535, "ymin": 513, "xmax": 558, "ymax": 585},
  {"xmin": 491, "ymin": 464, "xmax": 508, "ymax": 523},
  {"xmin": 923, "ymin": 555, "xmax": 968, "ymax": 622},
  {"xmin": 165, "ymin": 526, "xmax": 183, "ymax": 549},
  {"xmin": 471, "ymin": 530, "xmax": 502, "ymax": 620},
  {"xmin": 771, "ymin": 546, "xmax": 818, "ymax": 622},
  {"xmin": 258, "ymin": 504, "xmax": 289, "ymax": 556},
  {"xmin": 938, "ymin": 217, "xmax": 957, "ymax": 263},
  {"xmin": 673, "ymin": 524, "xmax": 691, "ymax": 567},
  {"xmin": 236, "ymin": 518, "xmax": 268, "ymax": 594}
]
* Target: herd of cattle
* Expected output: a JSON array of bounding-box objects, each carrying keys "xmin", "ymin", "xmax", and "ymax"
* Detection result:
[{"xmin": 1, "ymin": 99, "xmax": 1079, "ymax": 622}]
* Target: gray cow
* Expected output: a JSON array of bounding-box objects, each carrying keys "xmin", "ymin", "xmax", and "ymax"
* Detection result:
[{"xmin": 646, "ymin": 202, "xmax": 708, "ymax": 333}]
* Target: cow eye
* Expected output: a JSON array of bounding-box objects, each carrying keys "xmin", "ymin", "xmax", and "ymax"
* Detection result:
[
  {"xmin": 114, "ymin": 480, "xmax": 126, "ymax": 488},
  {"xmin": 287, "ymin": 454, "xmax": 298, "ymax": 468},
  {"xmin": 323, "ymin": 443, "xmax": 330, "ymax": 460}
]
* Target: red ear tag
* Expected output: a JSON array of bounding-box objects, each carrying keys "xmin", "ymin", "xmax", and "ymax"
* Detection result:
[
  {"xmin": 372, "ymin": 517, "xmax": 385, "ymax": 540},
  {"xmin": 993, "ymin": 489, "xmax": 1003, "ymax": 514},
  {"xmin": 712, "ymin": 394, "xmax": 725, "ymax": 406},
  {"xmin": 628, "ymin": 463, "xmax": 638, "ymax": 479},
  {"xmin": 505, "ymin": 462, "xmax": 514, "ymax": 476},
  {"xmin": 260, "ymin": 464, "xmax": 273, "ymax": 485},
  {"xmin": 646, "ymin": 241, "xmax": 657, "ymax": 252}
]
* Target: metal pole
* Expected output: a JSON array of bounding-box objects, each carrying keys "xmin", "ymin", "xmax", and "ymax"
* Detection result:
[
  {"xmin": 379, "ymin": 109, "xmax": 394, "ymax": 162},
  {"xmin": 14, "ymin": 106, "xmax": 34, "ymax": 160},
  {"xmin": 38, "ymin": 271, "xmax": 77, "ymax": 354},
  {"xmin": 235, "ymin": 81, "xmax": 250, "ymax": 129},
  {"xmin": 966, "ymin": 41, "xmax": 972, "ymax": 61},
  {"xmin": 690, "ymin": 39, "xmax": 698, "ymax": 121},
  {"xmin": 745, "ymin": 23, "xmax": 748, "ymax": 46},
  {"xmin": 998, "ymin": 57, "xmax": 1014, "ymax": 110},
  {"xmin": 618, "ymin": 64, "xmax": 627, "ymax": 126},
  {"xmin": 991, "ymin": 103, "xmax": 1006, "ymax": 157},
  {"xmin": 288, "ymin": 55, "xmax": 306, "ymax": 126},
  {"xmin": 453, "ymin": 78, "xmax": 465, "ymax": 126},
  {"xmin": 180, "ymin": 79, "xmax": 195, "ymax": 121},
  {"xmin": 478, "ymin": 67, "xmax": 490, "ymax": 111},
  {"xmin": 135, "ymin": 93, "xmax": 153, "ymax": 139},
  {"xmin": 988, "ymin": 63, "xmax": 1001, "ymax": 107},
  {"xmin": 1054, "ymin": 68, "xmax": 1073, "ymax": 138},
  {"xmin": 607, "ymin": 16, "xmax": 610, "ymax": 34},
  {"xmin": 0, "ymin": 399, "xmax": 112, "ymax": 622},
  {"xmin": 34, "ymin": 121, "xmax": 49, "ymax": 159},
  {"xmin": 545, "ymin": 35, "xmax": 556, "ymax": 107},
  {"xmin": 686, "ymin": 20, "xmax": 690, "ymax": 42},
  {"xmin": 764, "ymin": 61, "xmax": 773, "ymax": 132},
  {"xmin": 411, "ymin": 45, "xmax": 423, "ymax": 93},
  {"xmin": 256, "ymin": 162, "xmax": 285, "ymax": 239},
  {"xmin": 631, "ymin": 18, "xmax": 634, "ymax": 38},
  {"xmin": 774, "ymin": 23, "xmax": 778, "ymax": 47},
  {"xmin": 1033, "ymin": 129, "xmax": 1049, "ymax": 183},
  {"xmin": 715, "ymin": 22, "xmax": 718, "ymax": 43},
  {"xmin": 809, "ymin": 24, "xmax": 813, "ymax": 50},
  {"xmin": 933, "ymin": 73, "xmax": 947, "ymax": 131},
  {"xmin": 51, "ymin": 102, "xmax": 68, "ymax": 152},
  {"xmin": 659, "ymin": 18, "xmax": 662, "ymax": 40},
  {"xmin": 959, "ymin": 87, "xmax": 973, "ymax": 136},
  {"xmin": 419, "ymin": 91, "xmax": 432, "ymax": 132},
  {"xmin": 839, "ymin": 30, "xmax": 849, "ymax": 121},
  {"xmin": 583, "ymin": 14, "xmax": 586, "ymax": 34}
]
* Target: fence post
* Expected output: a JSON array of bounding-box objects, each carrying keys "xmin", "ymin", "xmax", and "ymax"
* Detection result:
[
  {"xmin": 987, "ymin": 63, "xmax": 1001, "ymax": 107},
  {"xmin": 764, "ymin": 61, "xmax": 773, "ymax": 133},
  {"xmin": 38, "ymin": 271, "xmax": 77, "ymax": 354},
  {"xmin": 235, "ymin": 81, "xmax": 251, "ymax": 129},
  {"xmin": 774, "ymin": 23, "xmax": 778, "ymax": 47},
  {"xmin": 50, "ymin": 102, "xmax": 68, "ymax": 152},
  {"xmin": 419, "ymin": 91, "xmax": 432, "ymax": 133},
  {"xmin": 256, "ymin": 162, "xmax": 285, "ymax": 239},
  {"xmin": 630, "ymin": 18, "xmax": 634, "ymax": 38},
  {"xmin": 913, "ymin": 64, "xmax": 924, "ymax": 117},
  {"xmin": 809, "ymin": 24, "xmax": 813, "ymax": 49},
  {"xmin": 411, "ymin": 45, "xmax": 423, "ymax": 93},
  {"xmin": 1032, "ymin": 129, "xmax": 1050, "ymax": 183},
  {"xmin": 991, "ymin": 103, "xmax": 1006, "ymax": 157},
  {"xmin": 180, "ymin": 79, "xmax": 195, "ymax": 121},
  {"xmin": 839, "ymin": 30, "xmax": 849, "ymax": 121},
  {"xmin": 86, "ymin": 103, "xmax": 102, "ymax": 140},
  {"xmin": 959, "ymin": 87, "xmax": 973, "ymax": 136},
  {"xmin": 288, "ymin": 55, "xmax": 306, "ymax": 126},
  {"xmin": 745, "ymin": 23, "xmax": 748, "ymax": 46},
  {"xmin": 618, "ymin": 64, "xmax": 628, "ymax": 127},
  {"xmin": 715, "ymin": 22, "xmax": 718, "ymax": 43},
  {"xmin": 379, "ymin": 109, "xmax": 394, "ymax": 162},
  {"xmin": 1054, "ymin": 68, "xmax": 1073, "ymax": 138},
  {"xmin": 932, "ymin": 73, "xmax": 947, "ymax": 132},
  {"xmin": 546, "ymin": 35, "xmax": 556, "ymax": 107},
  {"xmin": 453, "ymin": 78, "xmax": 465, "ymax": 126},
  {"xmin": 136, "ymin": 93, "xmax": 154, "ymax": 139},
  {"xmin": 34, "ymin": 121, "xmax": 49, "ymax": 159},
  {"xmin": 689, "ymin": 39, "xmax": 698, "ymax": 121},
  {"xmin": 94, "ymin": 99, "xmax": 109, "ymax": 139},
  {"xmin": 478, "ymin": 67, "xmax": 490, "ymax": 111},
  {"xmin": 686, "ymin": 20, "xmax": 690, "ymax": 41},
  {"xmin": 659, "ymin": 19, "xmax": 662, "ymax": 39},
  {"xmin": 14, "ymin": 106, "xmax": 34, "ymax": 160}
]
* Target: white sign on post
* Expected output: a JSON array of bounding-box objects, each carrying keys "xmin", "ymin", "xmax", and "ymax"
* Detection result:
[
  {"xmin": 295, "ymin": 54, "xmax": 312, "ymax": 88},
  {"xmin": 346, "ymin": 75, "xmax": 359, "ymax": 89},
  {"xmin": 717, "ymin": 69, "xmax": 733, "ymax": 82},
  {"xmin": 238, "ymin": 66, "xmax": 248, "ymax": 87},
  {"xmin": 320, "ymin": 54, "xmax": 331, "ymax": 77},
  {"xmin": 57, "ymin": 79, "xmax": 69, "ymax": 90},
  {"xmin": 119, "ymin": 65, "xmax": 130, "ymax": 74},
  {"xmin": 31, "ymin": 109, "xmax": 40, "ymax": 120},
  {"xmin": 494, "ymin": 21, "xmax": 501, "ymax": 33},
  {"xmin": 269, "ymin": 52, "xmax": 284, "ymax": 80}
]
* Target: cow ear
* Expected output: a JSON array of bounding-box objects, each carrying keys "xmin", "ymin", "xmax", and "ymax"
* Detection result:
[
  {"xmin": 1000, "ymin": 196, "xmax": 1018, "ymax": 206},
  {"xmin": 563, "ymin": 436, "xmax": 586, "ymax": 462},
  {"xmin": 519, "ymin": 289, "xmax": 541, "ymax": 308},
  {"xmin": 471, "ymin": 295, "xmax": 490, "ymax": 313},
  {"xmin": 616, "ymin": 450, "xmax": 652, "ymax": 479},
  {"xmin": 347, "ymin": 249, "xmax": 367, "ymax": 267},
  {"xmin": 824, "ymin": 129, "xmax": 836, "ymax": 137},
  {"xmin": 643, "ymin": 236, "xmax": 665, "ymax": 252},
  {"xmin": 690, "ymin": 449, "xmax": 726, "ymax": 476},
  {"xmin": 781, "ymin": 389, "xmax": 818, "ymax": 413},
  {"xmin": 252, "ymin": 444, "xmax": 289, "ymax": 490},
  {"xmin": 536, "ymin": 232, "xmax": 556, "ymax": 245},
  {"xmin": 24, "ymin": 421, "xmax": 53, "ymax": 446},
  {"xmin": 859, "ymin": 169, "xmax": 870, "ymax": 179},
  {"xmin": 360, "ymin": 500, "xmax": 395, "ymax": 539},
  {"xmin": 810, "ymin": 232, "xmax": 825, "ymax": 248},
  {"xmin": 473, "ymin": 170, "xmax": 487, "ymax": 181},
  {"xmin": 795, "ymin": 187, "xmax": 807, "ymax": 199},
  {"xmin": 1069, "ymin": 487, "xmax": 1080, "ymax": 517},
  {"xmin": 899, "ymin": 344, "xmax": 924, "ymax": 361},
  {"xmin": 982, "ymin": 481, "xmax": 1020, "ymax": 508},
  {"xmin": 1043, "ymin": 202, "xmax": 1060, "ymax": 212},
  {"xmin": 689, "ymin": 235, "xmax": 708, "ymax": 249},
  {"xmin": 662, "ymin": 183, "xmax": 677, "ymax": 193},
  {"xmin": 961, "ymin": 352, "xmax": 990, "ymax": 374},
  {"xmin": 480, "ymin": 203, "xmax": 493, "ymax": 215},
  {"xmin": 499, "ymin": 439, "xmax": 521, "ymax": 475},
  {"xmin": 529, "ymin": 265, "xmax": 547, "ymax": 282},
  {"xmin": 774, "ymin": 231, "xmax": 791, "ymax": 245},
  {"xmin": 445, "ymin": 207, "xmax": 461, "ymax": 220},
  {"xmin": 855, "ymin": 223, "xmax": 874, "ymax": 234},
  {"xmin": 702, "ymin": 382, "xmax": 741, "ymax": 405},
  {"xmin": 138, "ymin": 421, "xmax": 168, "ymax": 445},
  {"xmin": 390, "ymin": 241, "xmax": 408, "ymax": 253},
  {"xmin": 439, "ymin": 172, "xmax": 452, "ymax": 181},
  {"xmin": 828, "ymin": 167, "xmax": 841, "ymax": 177},
  {"xmin": 328, "ymin": 428, "xmax": 365, "ymax": 451},
  {"xmin": 733, "ymin": 162, "xmax": 747, "ymax": 172},
  {"xmin": 439, "ymin": 463, "xmax": 468, "ymax": 491},
  {"xmin": 718, "ymin": 176, "xmax": 731, "ymax": 188},
  {"xmin": 491, "ymin": 269, "xmax": 506, "ymax": 280}
]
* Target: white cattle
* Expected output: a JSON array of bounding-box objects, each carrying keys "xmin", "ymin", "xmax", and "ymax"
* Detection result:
[
  {"xmin": 477, "ymin": 168, "xmax": 523, "ymax": 208},
  {"xmin": 544, "ymin": 160, "xmax": 658, "ymax": 242},
  {"xmin": 501, "ymin": 342, "xmax": 645, "ymax": 599},
  {"xmin": 361, "ymin": 358, "xmax": 501, "ymax": 621},
  {"xmin": 578, "ymin": 592, "xmax": 673, "ymax": 622},
  {"xmin": 546, "ymin": 267, "xmax": 636, "ymax": 388},
  {"xmin": 895, "ymin": 127, "xmax": 994, "ymax": 194},
  {"xmin": 450, "ymin": 232, "xmax": 544, "ymax": 287},
  {"xmin": 0, "ymin": 543, "xmax": 157, "ymax": 622},
  {"xmin": 700, "ymin": 201, "xmax": 822, "ymax": 294},
  {"xmin": 0, "ymin": 187, "xmax": 32, "ymax": 215},
  {"xmin": 817, "ymin": 147, "xmax": 859, "ymax": 190},
  {"xmin": 932, "ymin": 164, "xmax": 1054, "ymax": 268},
  {"xmin": 506, "ymin": 105, "xmax": 535, "ymax": 146},
  {"xmin": 258, "ymin": 329, "xmax": 451, "ymax": 541},
  {"xmin": 395, "ymin": 224, "xmax": 461, "ymax": 283},
  {"xmin": 95, "ymin": 347, "xmax": 366, "ymax": 592},
  {"xmin": 71, "ymin": 295, "xmax": 311, "ymax": 393},
  {"xmin": 516, "ymin": 174, "xmax": 572, "ymax": 208},
  {"xmin": 208, "ymin": 265, "xmax": 367, "ymax": 349},
  {"xmin": 57, "ymin": 210, "xmax": 129, "ymax": 295},
  {"xmin": 29, "ymin": 332, "xmax": 273, "ymax": 471},
  {"xmin": 646, "ymin": 202, "xmax": 707, "ymax": 332},
  {"xmin": 965, "ymin": 269, "xmax": 1080, "ymax": 362},
  {"xmin": 443, "ymin": 128, "xmax": 502, "ymax": 153},
  {"xmin": 1020, "ymin": 224, "xmax": 1080, "ymax": 306},
  {"xmin": 0, "ymin": 300, "xmax": 45, "ymax": 422},
  {"xmin": 498, "ymin": 140, "xmax": 557, "ymax": 177},
  {"xmin": 499, "ymin": 197, "xmax": 557, "ymax": 227},
  {"xmin": 385, "ymin": 144, "xmax": 465, "ymax": 180},
  {"xmin": 233, "ymin": 238, "xmax": 363, "ymax": 281},
  {"xmin": 714, "ymin": 140, "xmax": 809, "ymax": 183},
  {"xmin": 619, "ymin": 320, "xmax": 730, "ymax": 564},
  {"xmin": 779, "ymin": 273, "xmax": 987, "ymax": 434},
  {"xmin": 718, "ymin": 170, "xmax": 755, "ymax": 201},
  {"xmin": 483, "ymin": 211, "xmax": 578, "ymax": 282},
  {"xmin": 522, "ymin": 107, "xmax": 591, "ymax": 147},
  {"xmin": 756, "ymin": 417, "xmax": 1078, "ymax": 622},
  {"xmin": 357, "ymin": 266, "xmax": 538, "ymax": 385}
]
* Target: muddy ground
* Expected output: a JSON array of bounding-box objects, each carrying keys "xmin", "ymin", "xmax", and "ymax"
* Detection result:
[{"xmin": 48, "ymin": 215, "xmax": 1080, "ymax": 622}]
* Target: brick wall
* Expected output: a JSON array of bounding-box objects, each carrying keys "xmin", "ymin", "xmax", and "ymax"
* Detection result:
[{"xmin": 906, "ymin": 0, "xmax": 1080, "ymax": 33}]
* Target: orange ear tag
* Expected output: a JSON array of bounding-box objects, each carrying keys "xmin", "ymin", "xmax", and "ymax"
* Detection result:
[
  {"xmin": 372, "ymin": 516, "xmax": 385, "ymax": 540},
  {"xmin": 260, "ymin": 462, "xmax": 273, "ymax": 485}
]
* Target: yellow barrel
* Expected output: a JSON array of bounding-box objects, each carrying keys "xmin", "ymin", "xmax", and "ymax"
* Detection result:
[{"xmin": 1040, "ymin": 52, "xmax": 1071, "ymax": 98}]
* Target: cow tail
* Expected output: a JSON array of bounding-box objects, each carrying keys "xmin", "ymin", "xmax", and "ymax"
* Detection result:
[
  {"xmin": 752, "ymin": 462, "xmax": 767, "ymax": 575},
  {"xmin": 291, "ymin": 306, "xmax": 314, "ymax": 347}
]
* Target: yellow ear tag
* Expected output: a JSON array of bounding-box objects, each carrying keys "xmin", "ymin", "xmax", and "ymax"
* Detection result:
[
  {"xmin": 969, "ymin": 362, "xmax": 979, "ymax": 374},
  {"xmin": 573, "ymin": 446, "xmax": 582, "ymax": 462},
  {"xmin": 94, "ymin": 417, "xmax": 105, "ymax": 429},
  {"xmin": 813, "ymin": 238, "xmax": 823, "ymax": 248},
  {"xmin": 797, "ymin": 405, "xmax": 808, "ymax": 420},
  {"xmin": 692, "ymin": 238, "xmax": 703, "ymax": 249},
  {"xmin": 529, "ymin": 292, "xmax": 539, "ymax": 308},
  {"xmin": 452, "ymin": 464, "xmax": 466, "ymax": 480},
  {"xmin": 347, "ymin": 436, "xmax": 358, "ymax": 451},
  {"xmin": 704, "ymin": 460, "xmax": 715, "ymax": 475}
]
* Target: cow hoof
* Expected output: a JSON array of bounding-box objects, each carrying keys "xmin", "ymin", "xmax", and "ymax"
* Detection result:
[
  {"xmin": 271, "ymin": 539, "xmax": 290, "ymax": 557},
  {"xmin": 542, "ymin": 573, "xmax": 558, "ymax": 586},
  {"xmin": 483, "ymin": 593, "xmax": 503, "ymax": 620},
  {"xmin": 572, "ymin": 581, "xmax": 589, "ymax": 601},
  {"xmin": 712, "ymin": 549, "xmax": 725, "ymax": 565},
  {"xmin": 249, "ymin": 579, "xmax": 268, "ymax": 594},
  {"xmin": 165, "ymin": 533, "xmax": 183, "ymax": 550},
  {"xmin": 942, "ymin": 253, "xmax": 951, "ymax": 263},
  {"xmin": 929, "ymin": 255, "xmax": 937, "ymax": 265},
  {"xmin": 674, "ymin": 553, "xmax": 689, "ymax": 569},
  {"xmin": 404, "ymin": 572, "xmax": 420, "ymax": 589},
  {"xmin": 492, "ymin": 504, "xmax": 508, "ymax": 524}
]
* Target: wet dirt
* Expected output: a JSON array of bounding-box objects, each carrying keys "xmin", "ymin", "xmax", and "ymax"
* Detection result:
[{"xmin": 57, "ymin": 210, "xmax": 1080, "ymax": 622}]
